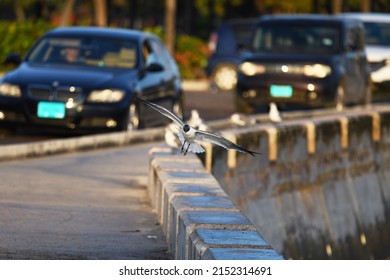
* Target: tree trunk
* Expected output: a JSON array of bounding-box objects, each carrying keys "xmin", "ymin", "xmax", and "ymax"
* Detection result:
[
  {"xmin": 60, "ymin": 0, "xmax": 76, "ymax": 26},
  {"xmin": 361, "ymin": 0, "xmax": 370, "ymax": 12},
  {"xmin": 332, "ymin": 0, "xmax": 342, "ymax": 14},
  {"xmin": 14, "ymin": 0, "xmax": 25, "ymax": 22},
  {"xmin": 165, "ymin": 0, "xmax": 176, "ymax": 54},
  {"xmin": 94, "ymin": 0, "xmax": 107, "ymax": 27}
]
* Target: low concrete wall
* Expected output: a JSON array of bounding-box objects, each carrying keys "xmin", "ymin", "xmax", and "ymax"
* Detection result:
[
  {"xmin": 205, "ymin": 106, "xmax": 390, "ymax": 259},
  {"xmin": 148, "ymin": 147, "xmax": 283, "ymax": 260}
]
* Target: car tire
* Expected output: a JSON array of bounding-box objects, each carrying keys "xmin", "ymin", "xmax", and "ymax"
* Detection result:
[
  {"xmin": 235, "ymin": 94, "xmax": 255, "ymax": 114},
  {"xmin": 211, "ymin": 63, "xmax": 238, "ymax": 92}
]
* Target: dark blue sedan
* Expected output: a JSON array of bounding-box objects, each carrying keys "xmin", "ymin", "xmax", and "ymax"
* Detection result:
[{"xmin": 0, "ymin": 26, "xmax": 183, "ymax": 133}]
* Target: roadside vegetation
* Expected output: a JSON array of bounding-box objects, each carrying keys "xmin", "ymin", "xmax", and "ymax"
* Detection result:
[{"xmin": 0, "ymin": 21, "xmax": 208, "ymax": 79}]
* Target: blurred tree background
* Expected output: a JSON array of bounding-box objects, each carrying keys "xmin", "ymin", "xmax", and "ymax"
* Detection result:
[{"xmin": 0, "ymin": 0, "xmax": 389, "ymax": 78}]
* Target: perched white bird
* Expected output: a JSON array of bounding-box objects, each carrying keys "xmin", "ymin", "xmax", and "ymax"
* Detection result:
[
  {"xmin": 137, "ymin": 97, "xmax": 260, "ymax": 156},
  {"xmin": 269, "ymin": 102, "xmax": 282, "ymax": 123},
  {"xmin": 164, "ymin": 122, "xmax": 181, "ymax": 150},
  {"xmin": 187, "ymin": 110, "xmax": 203, "ymax": 128},
  {"xmin": 230, "ymin": 113, "xmax": 246, "ymax": 126}
]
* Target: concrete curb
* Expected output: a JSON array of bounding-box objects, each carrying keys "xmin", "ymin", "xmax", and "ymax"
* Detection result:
[
  {"xmin": 148, "ymin": 146, "xmax": 284, "ymax": 260},
  {"xmin": 182, "ymin": 80, "xmax": 209, "ymax": 92},
  {"xmin": 0, "ymin": 127, "xmax": 164, "ymax": 161}
]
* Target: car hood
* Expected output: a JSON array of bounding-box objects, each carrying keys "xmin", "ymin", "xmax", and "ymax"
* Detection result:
[
  {"xmin": 2, "ymin": 62, "xmax": 138, "ymax": 89},
  {"xmin": 365, "ymin": 46, "xmax": 390, "ymax": 62}
]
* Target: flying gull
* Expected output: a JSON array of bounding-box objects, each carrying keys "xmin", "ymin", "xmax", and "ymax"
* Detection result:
[{"xmin": 137, "ymin": 97, "xmax": 260, "ymax": 156}]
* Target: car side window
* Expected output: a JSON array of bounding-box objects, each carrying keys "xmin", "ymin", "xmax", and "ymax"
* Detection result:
[
  {"xmin": 357, "ymin": 27, "xmax": 365, "ymax": 51},
  {"xmin": 142, "ymin": 39, "xmax": 161, "ymax": 67},
  {"xmin": 150, "ymin": 38, "xmax": 172, "ymax": 69},
  {"xmin": 142, "ymin": 38, "xmax": 174, "ymax": 71},
  {"xmin": 347, "ymin": 26, "xmax": 364, "ymax": 51}
]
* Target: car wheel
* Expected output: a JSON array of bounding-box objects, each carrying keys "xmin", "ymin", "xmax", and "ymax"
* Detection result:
[
  {"xmin": 235, "ymin": 94, "xmax": 255, "ymax": 114},
  {"xmin": 124, "ymin": 102, "xmax": 143, "ymax": 131},
  {"xmin": 335, "ymin": 84, "xmax": 345, "ymax": 112},
  {"xmin": 211, "ymin": 63, "xmax": 238, "ymax": 92}
]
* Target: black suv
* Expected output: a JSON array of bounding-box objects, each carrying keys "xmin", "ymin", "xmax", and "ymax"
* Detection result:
[{"xmin": 236, "ymin": 15, "xmax": 372, "ymax": 113}]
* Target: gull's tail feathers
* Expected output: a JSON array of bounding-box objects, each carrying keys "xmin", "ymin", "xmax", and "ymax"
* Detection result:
[{"xmin": 187, "ymin": 142, "xmax": 205, "ymax": 154}]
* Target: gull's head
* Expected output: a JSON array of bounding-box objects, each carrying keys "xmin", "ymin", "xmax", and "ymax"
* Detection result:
[{"xmin": 183, "ymin": 124, "xmax": 191, "ymax": 133}]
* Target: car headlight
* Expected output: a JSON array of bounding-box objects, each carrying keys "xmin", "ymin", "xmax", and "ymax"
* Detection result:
[
  {"xmin": 0, "ymin": 83, "xmax": 22, "ymax": 97},
  {"xmin": 239, "ymin": 62, "xmax": 266, "ymax": 76},
  {"xmin": 88, "ymin": 89, "xmax": 125, "ymax": 103},
  {"xmin": 303, "ymin": 64, "xmax": 331, "ymax": 78}
]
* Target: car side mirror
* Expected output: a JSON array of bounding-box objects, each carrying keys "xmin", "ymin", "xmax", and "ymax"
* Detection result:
[
  {"xmin": 146, "ymin": 62, "xmax": 164, "ymax": 72},
  {"xmin": 5, "ymin": 53, "xmax": 22, "ymax": 66}
]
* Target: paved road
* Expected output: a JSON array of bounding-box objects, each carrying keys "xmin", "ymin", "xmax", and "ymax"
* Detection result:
[{"xmin": 0, "ymin": 141, "xmax": 172, "ymax": 259}]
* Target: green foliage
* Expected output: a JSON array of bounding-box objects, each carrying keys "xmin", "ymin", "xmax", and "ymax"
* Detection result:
[
  {"xmin": 195, "ymin": 0, "xmax": 242, "ymax": 17},
  {"xmin": 0, "ymin": 20, "xmax": 54, "ymax": 70},
  {"xmin": 0, "ymin": 21, "xmax": 208, "ymax": 79},
  {"xmin": 144, "ymin": 26, "xmax": 208, "ymax": 79},
  {"xmin": 174, "ymin": 34, "xmax": 208, "ymax": 79},
  {"xmin": 143, "ymin": 25, "xmax": 165, "ymax": 40}
]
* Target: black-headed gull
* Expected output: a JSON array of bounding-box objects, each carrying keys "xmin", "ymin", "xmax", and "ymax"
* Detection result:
[
  {"xmin": 269, "ymin": 102, "xmax": 282, "ymax": 123},
  {"xmin": 137, "ymin": 97, "xmax": 260, "ymax": 156}
]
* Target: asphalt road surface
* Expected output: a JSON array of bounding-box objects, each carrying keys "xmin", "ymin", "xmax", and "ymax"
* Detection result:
[{"xmin": 0, "ymin": 142, "xmax": 172, "ymax": 259}]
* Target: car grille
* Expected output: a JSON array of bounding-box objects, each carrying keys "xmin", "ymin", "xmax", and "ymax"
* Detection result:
[
  {"xmin": 28, "ymin": 85, "xmax": 82, "ymax": 101},
  {"xmin": 29, "ymin": 87, "xmax": 51, "ymax": 99}
]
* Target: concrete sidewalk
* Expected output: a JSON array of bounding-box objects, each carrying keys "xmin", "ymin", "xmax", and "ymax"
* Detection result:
[{"xmin": 0, "ymin": 141, "xmax": 172, "ymax": 259}]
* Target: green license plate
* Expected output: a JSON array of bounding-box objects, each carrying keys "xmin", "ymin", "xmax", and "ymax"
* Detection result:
[
  {"xmin": 37, "ymin": 102, "xmax": 65, "ymax": 119},
  {"xmin": 270, "ymin": 85, "xmax": 293, "ymax": 98}
]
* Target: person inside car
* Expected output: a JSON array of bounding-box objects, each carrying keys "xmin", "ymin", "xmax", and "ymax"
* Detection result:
[{"xmin": 63, "ymin": 46, "xmax": 80, "ymax": 63}]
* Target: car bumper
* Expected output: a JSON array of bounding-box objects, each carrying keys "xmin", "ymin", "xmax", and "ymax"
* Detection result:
[
  {"xmin": 0, "ymin": 97, "xmax": 128, "ymax": 132},
  {"xmin": 370, "ymin": 66, "xmax": 390, "ymax": 101},
  {"xmin": 236, "ymin": 76, "xmax": 337, "ymax": 111}
]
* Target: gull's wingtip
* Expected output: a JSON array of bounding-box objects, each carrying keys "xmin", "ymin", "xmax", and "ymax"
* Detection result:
[
  {"xmin": 246, "ymin": 150, "xmax": 262, "ymax": 157},
  {"xmin": 236, "ymin": 145, "xmax": 262, "ymax": 156}
]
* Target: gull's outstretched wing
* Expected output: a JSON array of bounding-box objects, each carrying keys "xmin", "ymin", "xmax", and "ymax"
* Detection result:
[
  {"xmin": 195, "ymin": 130, "xmax": 260, "ymax": 156},
  {"xmin": 136, "ymin": 97, "xmax": 184, "ymax": 127}
]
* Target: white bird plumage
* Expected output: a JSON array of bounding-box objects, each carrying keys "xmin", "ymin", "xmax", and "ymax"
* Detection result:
[
  {"xmin": 137, "ymin": 97, "xmax": 260, "ymax": 156},
  {"xmin": 269, "ymin": 102, "xmax": 282, "ymax": 123},
  {"xmin": 230, "ymin": 113, "xmax": 246, "ymax": 126},
  {"xmin": 164, "ymin": 122, "xmax": 181, "ymax": 150}
]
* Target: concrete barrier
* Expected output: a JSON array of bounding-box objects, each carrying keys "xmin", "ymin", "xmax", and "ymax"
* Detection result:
[
  {"xmin": 148, "ymin": 147, "xmax": 284, "ymax": 260},
  {"xmin": 205, "ymin": 106, "xmax": 390, "ymax": 259}
]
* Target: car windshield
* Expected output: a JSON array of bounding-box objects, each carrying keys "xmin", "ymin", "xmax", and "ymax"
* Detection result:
[
  {"xmin": 27, "ymin": 36, "xmax": 138, "ymax": 69},
  {"xmin": 252, "ymin": 22, "xmax": 341, "ymax": 55},
  {"xmin": 363, "ymin": 22, "xmax": 390, "ymax": 46},
  {"xmin": 230, "ymin": 22, "xmax": 255, "ymax": 48}
]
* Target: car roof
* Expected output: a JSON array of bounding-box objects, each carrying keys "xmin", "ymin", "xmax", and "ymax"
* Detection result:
[
  {"xmin": 339, "ymin": 12, "xmax": 390, "ymax": 23},
  {"xmin": 258, "ymin": 14, "xmax": 360, "ymax": 25},
  {"xmin": 222, "ymin": 18, "xmax": 259, "ymax": 26},
  {"xmin": 45, "ymin": 26, "xmax": 153, "ymax": 40}
]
